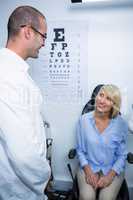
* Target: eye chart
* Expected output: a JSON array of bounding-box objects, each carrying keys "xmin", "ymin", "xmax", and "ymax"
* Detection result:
[{"xmin": 29, "ymin": 21, "xmax": 88, "ymax": 104}]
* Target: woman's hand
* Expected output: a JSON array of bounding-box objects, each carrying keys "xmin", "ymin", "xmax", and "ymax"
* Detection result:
[
  {"xmin": 83, "ymin": 165, "xmax": 99, "ymax": 189},
  {"xmin": 97, "ymin": 170, "xmax": 116, "ymax": 188}
]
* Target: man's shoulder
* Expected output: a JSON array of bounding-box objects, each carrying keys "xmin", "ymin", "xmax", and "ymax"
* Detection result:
[
  {"xmin": 0, "ymin": 48, "xmax": 7, "ymax": 59},
  {"xmin": 0, "ymin": 48, "xmax": 9, "ymax": 56}
]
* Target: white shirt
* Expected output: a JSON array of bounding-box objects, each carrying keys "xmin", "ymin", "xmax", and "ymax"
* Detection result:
[{"xmin": 0, "ymin": 48, "xmax": 50, "ymax": 200}]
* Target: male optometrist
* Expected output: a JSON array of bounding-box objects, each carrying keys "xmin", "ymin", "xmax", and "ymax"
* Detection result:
[{"xmin": 0, "ymin": 5, "xmax": 50, "ymax": 200}]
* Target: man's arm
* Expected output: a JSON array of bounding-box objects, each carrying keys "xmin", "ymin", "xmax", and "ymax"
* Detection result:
[{"xmin": 0, "ymin": 93, "xmax": 50, "ymax": 195}]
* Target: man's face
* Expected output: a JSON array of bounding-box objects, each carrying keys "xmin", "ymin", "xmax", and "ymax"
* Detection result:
[{"xmin": 29, "ymin": 17, "xmax": 47, "ymax": 58}]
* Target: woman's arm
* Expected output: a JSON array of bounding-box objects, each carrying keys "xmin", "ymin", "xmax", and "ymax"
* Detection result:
[
  {"xmin": 76, "ymin": 117, "xmax": 99, "ymax": 188},
  {"xmin": 76, "ymin": 118, "xmax": 88, "ymax": 168},
  {"xmin": 112, "ymin": 121, "xmax": 128, "ymax": 175}
]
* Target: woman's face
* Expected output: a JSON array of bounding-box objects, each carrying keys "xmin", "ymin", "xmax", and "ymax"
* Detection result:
[{"xmin": 95, "ymin": 89, "xmax": 114, "ymax": 115}]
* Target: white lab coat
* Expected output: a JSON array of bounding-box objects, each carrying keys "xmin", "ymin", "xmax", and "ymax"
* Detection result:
[{"xmin": 0, "ymin": 48, "xmax": 50, "ymax": 200}]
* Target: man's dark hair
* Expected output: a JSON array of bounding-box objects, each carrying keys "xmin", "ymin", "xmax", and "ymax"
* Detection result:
[{"xmin": 7, "ymin": 5, "xmax": 45, "ymax": 39}]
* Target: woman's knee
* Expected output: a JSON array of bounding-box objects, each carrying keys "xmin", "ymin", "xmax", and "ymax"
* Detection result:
[
  {"xmin": 79, "ymin": 190, "xmax": 95, "ymax": 200},
  {"xmin": 99, "ymin": 192, "xmax": 116, "ymax": 200},
  {"xmin": 99, "ymin": 187, "xmax": 119, "ymax": 200}
]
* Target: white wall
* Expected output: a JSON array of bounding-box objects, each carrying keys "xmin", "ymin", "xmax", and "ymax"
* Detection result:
[{"xmin": 0, "ymin": 0, "xmax": 133, "ymax": 187}]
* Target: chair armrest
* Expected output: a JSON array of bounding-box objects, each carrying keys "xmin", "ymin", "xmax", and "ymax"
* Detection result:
[
  {"xmin": 68, "ymin": 148, "xmax": 77, "ymax": 159},
  {"xmin": 127, "ymin": 152, "xmax": 133, "ymax": 164}
]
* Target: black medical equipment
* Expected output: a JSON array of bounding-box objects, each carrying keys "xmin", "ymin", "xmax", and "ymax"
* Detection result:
[{"xmin": 44, "ymin": 122, "xmax": 77, "ymax": 200}]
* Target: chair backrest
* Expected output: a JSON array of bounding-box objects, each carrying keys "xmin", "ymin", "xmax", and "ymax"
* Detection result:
[{"xmin": 82, "ymin": 84, "xmax": 104, "ymax": 115}]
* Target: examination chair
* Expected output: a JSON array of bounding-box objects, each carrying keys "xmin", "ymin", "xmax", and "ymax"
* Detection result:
[
  {"xmin": 68, "ymin": 149, "xmax": 133, "ymax": 200},
  {"xmin": 71, "ymin": 84, "xmax": 133, "ymax": 200},
  {"xmin": 44, "ymin": 84, "xmax": 133, "ymax": 200}
]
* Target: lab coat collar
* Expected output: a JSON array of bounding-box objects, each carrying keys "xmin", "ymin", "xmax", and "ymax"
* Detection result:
[{"xmin": 1, "ymin": 48, "xmax": 29, "ymax": 72}]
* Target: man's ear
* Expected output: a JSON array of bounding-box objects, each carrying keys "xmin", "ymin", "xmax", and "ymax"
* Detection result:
[{"xmin": 23, "ymin": 26, "xmax": 31, "ymax": 40}]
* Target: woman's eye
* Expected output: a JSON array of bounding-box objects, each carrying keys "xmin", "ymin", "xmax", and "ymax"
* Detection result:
[
  {"xmin": 99, "ymin": 93, "xmax": 103, "ymax": 97},
  {"xmin": 99, "ymin": 93, "xmax": 104, "ymax": 97},
  {"xmin": 106, "ymin": 96, "xmax": 112, "ymax": 101}
]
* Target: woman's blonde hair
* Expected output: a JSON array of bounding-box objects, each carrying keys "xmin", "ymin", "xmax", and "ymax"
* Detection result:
[{"xmin": 99, "ymin": 84, "xmax": 121, "ymax": 118}]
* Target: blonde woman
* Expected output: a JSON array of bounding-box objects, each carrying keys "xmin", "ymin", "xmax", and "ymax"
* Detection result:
[{"xmin": 76, "ymin": 84, "xmax": 128, "ymax": 200}]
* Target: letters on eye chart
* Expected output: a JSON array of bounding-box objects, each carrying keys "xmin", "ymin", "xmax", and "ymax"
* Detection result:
[{"xmin": 30, "ymin": 21, "xmax": 89, "ymax": 104}]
